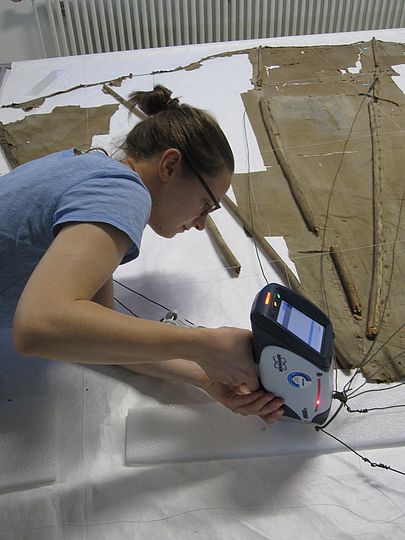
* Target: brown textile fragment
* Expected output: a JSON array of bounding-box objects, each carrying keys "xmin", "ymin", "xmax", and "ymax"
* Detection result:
[
  {"xmin": 233, "ymin": 40, "xmax": 405, "ymax": 382},
  {"xmin": 0, "ymin": 104, "xmax": 118, "ymax": 167},
  {"xmin": 1, "ymin": 74, "xmax": 133, "ymax": 112},
  {"xmin": 152, "ymin": 48, "xmax": 250, "ymax": 74}
]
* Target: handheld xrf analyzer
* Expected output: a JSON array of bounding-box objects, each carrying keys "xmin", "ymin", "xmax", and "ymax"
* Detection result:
[{"xmin": 251, "ymin": 283, "xmax": 335, "ymax": 425}]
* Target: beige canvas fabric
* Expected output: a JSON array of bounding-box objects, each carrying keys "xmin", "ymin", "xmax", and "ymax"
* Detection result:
[{"xmin": 233, "ymin": 40, "xmax": 405, "ymax": 382}]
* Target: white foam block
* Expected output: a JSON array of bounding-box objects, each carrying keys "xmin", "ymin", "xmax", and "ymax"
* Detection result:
[
  {"xmin": 0, "ymin": 330, "xmax": 56, "ymax": 493},
  {"xmin": 125, "ymin": 382, "xmax": 405, "ymax": 465}
]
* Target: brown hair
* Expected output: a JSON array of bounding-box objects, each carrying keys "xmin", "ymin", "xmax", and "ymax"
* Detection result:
[{"xmin": 122, "ymin": 85, "xmax": 234, "ymax": 177}]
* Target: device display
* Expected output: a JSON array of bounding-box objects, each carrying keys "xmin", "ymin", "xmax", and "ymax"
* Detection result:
[{"xmin": 276, "ymin": 300, "xmax": 325, "ymax": 352}]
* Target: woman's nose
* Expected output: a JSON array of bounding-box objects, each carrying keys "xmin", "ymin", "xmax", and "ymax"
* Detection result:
[{"xmin": 193, "ymin": 214, "xmax": 208, "ymax": 231}]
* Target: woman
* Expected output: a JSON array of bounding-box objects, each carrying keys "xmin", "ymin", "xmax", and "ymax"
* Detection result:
[{"xmin": 0, "ymin": 85, "xmax": 283, "ymax": 425}]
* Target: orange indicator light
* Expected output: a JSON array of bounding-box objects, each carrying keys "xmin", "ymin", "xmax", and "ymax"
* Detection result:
[{"xmin": 264, "ymin": 292, "xmax": 271, "ymax": 305}]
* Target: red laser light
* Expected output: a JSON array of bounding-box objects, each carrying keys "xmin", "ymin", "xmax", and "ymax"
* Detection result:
[{"xmin": 315, "ymin": 379, "xmax": 321, "ymax": 412}]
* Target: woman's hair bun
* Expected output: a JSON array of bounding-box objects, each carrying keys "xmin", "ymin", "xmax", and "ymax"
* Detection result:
[{"xmin": 128, "ymin": 85, "xmax": 180, "ymax": 115}]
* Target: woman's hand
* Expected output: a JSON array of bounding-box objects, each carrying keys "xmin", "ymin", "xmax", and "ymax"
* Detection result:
[
  {"xmin": 200, "ymin": 379, "xmax": 285, "ymax": 425},
  {"xmin": 195, "ymin": 326, "xmax": 261, "ymax": 392},
  {"xmin": 122, "ymin": 358, "xmax": 284, "ymax": 425}
]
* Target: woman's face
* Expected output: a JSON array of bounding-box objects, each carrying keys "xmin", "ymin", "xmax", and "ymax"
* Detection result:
[{"xmin": 149, "ymin": 164, "xmax": 232, "ymax": 238}]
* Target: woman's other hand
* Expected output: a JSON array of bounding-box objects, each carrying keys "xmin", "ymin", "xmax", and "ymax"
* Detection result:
[{"xmin": 201, "ymin": 379, "xmax": 284, "ymax": 425}]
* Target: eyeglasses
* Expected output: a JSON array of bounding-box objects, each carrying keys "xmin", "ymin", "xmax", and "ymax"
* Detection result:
[{"xmin": 187, "ymin": 162, "xmax": 221, "ymax": 214}]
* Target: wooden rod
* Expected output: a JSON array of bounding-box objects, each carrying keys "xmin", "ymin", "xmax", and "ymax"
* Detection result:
[
  {"xmin": 329, "ymin": 244, "xmax": 362, "ymax": 319},
  {"xmin": 366, "ymin": 100, "xmax": 385, "ymax": 340},
  {"xmin": 206, "ymin": 216, "xmax": 241, "ymax": 276},
  {"xmin": 370, "ymin": 37, "xmax": 381, "ymax": 101},
  {"xmin": 102, "ymin": 84, "xmax": 147, "ymax": 121},
  {"xmin": 223, "ymin": 194, "xmax": 304, "ymax": 294},
  {"xmin": 256, "ymin": 45, "xmax": 263, "ymax": 88},
  {"xmin": 259, "ymin": 97, "xmax": 320, "ymax": 236}
]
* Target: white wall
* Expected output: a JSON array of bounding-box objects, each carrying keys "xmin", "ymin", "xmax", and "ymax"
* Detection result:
[{"xmin": 0, "ymin": 1, "xmax": 45, "ymax": 64}]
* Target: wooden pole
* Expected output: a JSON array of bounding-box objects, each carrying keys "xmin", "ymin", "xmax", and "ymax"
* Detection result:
[
  {"xmin": 206, "ymin": 216, "xmax": 241, "ymax": 276},
  {"xmin": 102, "ymin": 84, "xmax": 147, "ymax": 121},
  {"xmin": 329, "ymin": 244, "xmax": 362, "ymax": 319},
  {"xmin": 223, "ymin": 195, "xmax": 304, "ymax": 294},
  {"xmin": 259, "ymin": 97, "xmax": 320, "ymax": 235},
  {"xmin": 366, "ymin": 100, "xmax": 385, "ymax": 340}
]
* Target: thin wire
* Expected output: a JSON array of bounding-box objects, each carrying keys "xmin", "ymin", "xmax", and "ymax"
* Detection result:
[
  {"xmin": 317, "ymin": 401, "xmax": 345, "ymax": 429},
  {"xmin": 272, "ymin": 237, "xmax": 402, "ymax": 272},
  {"xmin": 346, "ymin": 342, "xmax": 405, "ymax": 397},
  {"xmin": 315, "ymin": 426, "xmax": 405, "ymax": 476},
  {"xmin": 113, "ymin": 279, "xmax": 170, "ymax": 312},
  {"xmin": 276, "ymin": 128, "xmax": 405, "ymax": 154},
  {"xmin": 168, "ymin": 238, "xmax": 405, "ymax": 273},
  {"xmin": 242, "ymin": 109, "xmax": 268, "ymax": 285},
  {"xmin": 318, "ymin": 317, "xmax": 405, "ymax": 475},
  {"xmin": 347, "ymin": 404, "xmax": 405, "ymax": 413},
  {"xmin": 347, "ymin": 382, "xmax": 405, "ymax": 401},
  {"xmin": 242, "ymin": 107, "xmax": 296, "ymax": 287},
  {"xmin": 114, "ymin": 296, "xmax": 139, "ymax": 317},
  {"xmin": 113, "ymin": 279, "xmax": 195, "ymax": 325}
]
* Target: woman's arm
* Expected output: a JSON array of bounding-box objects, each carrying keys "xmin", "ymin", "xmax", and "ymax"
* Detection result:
[
  {"xmin": 13, "ymin": 222, "xmax": 259, "ymax": 390},
  {"xmin": 123, "ymin": 358, "xmax": 209, "ymax": 386},
  {"xmin": 13, "ymin": 222, "xmax": 209, "ymax": 365},
  {"xmin": 92, "ymin": 277, "xmax": 115, "ymax": 310}
]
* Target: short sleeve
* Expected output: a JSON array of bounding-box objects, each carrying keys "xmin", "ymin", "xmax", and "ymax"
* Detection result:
[{"xmin": 51, "ymin": 172, "xmax": 151, "ymax": 264}]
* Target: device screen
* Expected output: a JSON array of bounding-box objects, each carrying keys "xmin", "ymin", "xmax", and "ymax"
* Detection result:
[{"xmin": 276, "ymin": 300, "xmax": 324, "ymax": 352}]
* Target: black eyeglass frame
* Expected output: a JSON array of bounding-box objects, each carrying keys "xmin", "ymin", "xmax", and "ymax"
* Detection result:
[{"xmin": 186, "ymin": 162, "xmax": 222, "ymax": 213}]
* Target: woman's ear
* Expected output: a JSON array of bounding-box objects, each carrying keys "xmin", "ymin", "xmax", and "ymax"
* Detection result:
[{"xmin": 159, "ymin": 148, "xmax": 182, "ymax": 182}]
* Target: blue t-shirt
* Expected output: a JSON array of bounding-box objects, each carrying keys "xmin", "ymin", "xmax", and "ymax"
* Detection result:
[{"xmin": 0, "ymin": 149, "xmax": 151, "ymax": 328}]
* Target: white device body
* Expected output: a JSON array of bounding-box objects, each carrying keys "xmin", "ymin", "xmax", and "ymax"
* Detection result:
[{"xmin": 259, "ymin": 345, "xmax": 334, "ymax": 423}]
